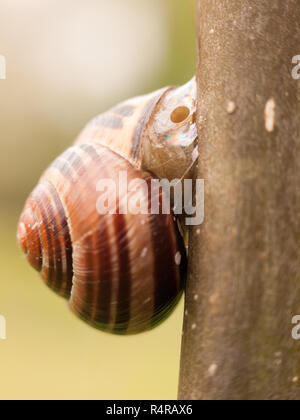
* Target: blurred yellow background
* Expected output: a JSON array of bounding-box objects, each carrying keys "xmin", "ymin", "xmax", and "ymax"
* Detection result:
[{"xmin": 0, "ymin": 0, "xmax": 195, "ymax": 400}]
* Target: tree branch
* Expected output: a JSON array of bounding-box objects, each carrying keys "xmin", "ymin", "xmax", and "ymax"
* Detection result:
[{"xmin": 179, "ymin": 0, "xmax": 300, "ymax": 400}]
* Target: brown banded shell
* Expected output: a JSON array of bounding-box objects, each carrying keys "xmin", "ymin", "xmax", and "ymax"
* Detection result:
[{"xmin": 17, "ymin": 78, "xmax": 197, "ymax": 334}]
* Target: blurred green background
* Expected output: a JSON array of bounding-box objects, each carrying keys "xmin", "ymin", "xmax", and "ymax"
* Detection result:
[{"xmin": 0, "ymin": 0, "xmax": 195, "ymax": 400}]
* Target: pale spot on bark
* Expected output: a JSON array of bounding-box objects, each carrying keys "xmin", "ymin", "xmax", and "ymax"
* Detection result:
[
  {"xmin": 274, "ymin": 351, "xmax": 282, "ymax": 366},
  {"xmin": 208, "ymin": 364, "xmax": 218, "ymax": 377},
  {"xmin": 226, "ymin": 100, "xmax": 236, "ymax": 114},
  {"xmin": 264, "ymin": 98, "xmax": 276, "ymax": 132}
]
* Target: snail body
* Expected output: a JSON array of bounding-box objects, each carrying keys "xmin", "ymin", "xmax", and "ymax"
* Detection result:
[{"xmin": 18, "ymin": 78, "xmax": 198, "ymax": 334}]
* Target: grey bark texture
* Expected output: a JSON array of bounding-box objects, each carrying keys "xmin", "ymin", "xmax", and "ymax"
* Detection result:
[{"xmin": 178, "ymin": 0, "xmax": 300, "ymax": 400}]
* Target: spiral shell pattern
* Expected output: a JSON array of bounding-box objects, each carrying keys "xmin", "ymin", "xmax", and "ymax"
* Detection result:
[{"xmin": 18, "ymin": 143, "xmax": 187, "ymax": 334}]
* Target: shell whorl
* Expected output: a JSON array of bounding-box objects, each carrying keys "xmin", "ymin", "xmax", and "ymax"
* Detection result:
[
  {"xmin": 18, "ymin": 143, "xmax": 187, "ymax": 334},
  {"xmin": 18, "ymin": 78, "xmax": 197, "ymax": 334}
]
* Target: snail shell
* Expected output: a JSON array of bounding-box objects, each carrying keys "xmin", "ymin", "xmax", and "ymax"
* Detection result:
[{"xmin": 17, "ymin": 78, "xmax": 197, "ymax": 334}]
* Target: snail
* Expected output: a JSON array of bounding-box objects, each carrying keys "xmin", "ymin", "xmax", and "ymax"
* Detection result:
[{"xmin": 17, "ymin": 77, "xmax": 198, "ymax": 334}]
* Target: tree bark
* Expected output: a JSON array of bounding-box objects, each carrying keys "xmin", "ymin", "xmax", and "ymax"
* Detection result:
[{"xmin": 179, "ymin": 0, "xmax": 300, "ymax": 400}]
